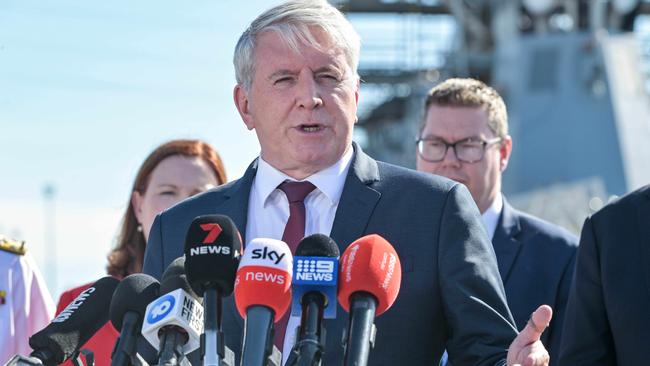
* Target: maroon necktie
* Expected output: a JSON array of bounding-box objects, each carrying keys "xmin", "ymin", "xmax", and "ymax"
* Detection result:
[{"xmin": 274, "ymin": 180, "xmax": 316, "ymax": 349}]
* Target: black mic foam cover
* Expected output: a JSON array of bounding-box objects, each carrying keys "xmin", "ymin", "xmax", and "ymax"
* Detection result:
[
  {"xmin": 29, "ymin": 276, "xmax": 120, "ymax": 364},
  {"xmin": 296, "ymin": 233, "xmax": 340, "ymax": 258},
  {"xmin": 109, "ymin": 273, "xmax": 160, "ymax": 331},
  {"xmin": 160, "ymin": 256, "xmax": 201, "ymax": 301},
  {"xmin": 183, "ymin": 214, "xmax": 242, "ymax": 296}
]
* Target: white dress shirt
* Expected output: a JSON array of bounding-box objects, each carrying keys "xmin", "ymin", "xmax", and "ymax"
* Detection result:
[
  {"xmin": 245, "ymin": 148, "xmax": 353, "ymax": 365},
  {"xmin": 481, "ymin": 191, "xmax": 503, "ymax": 241}
]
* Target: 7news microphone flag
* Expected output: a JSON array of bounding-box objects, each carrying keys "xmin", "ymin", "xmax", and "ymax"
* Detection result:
[{"xmin": 184, "ymin": 215, "xmax": 241, "ymax": 366}]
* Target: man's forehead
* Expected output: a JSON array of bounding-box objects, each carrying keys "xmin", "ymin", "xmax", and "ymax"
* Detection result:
[
  {"xmin": 255, "ymin": 28, "xmax": 345, "ymax": 62},
  {"xmin": 423, "ymin": 105, "xmax": 492, "ymax": 135}
]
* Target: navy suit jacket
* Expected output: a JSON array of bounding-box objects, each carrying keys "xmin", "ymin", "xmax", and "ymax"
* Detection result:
[
  {"xmin": 493, "ymin": 199, "xmax": 577, "ymax": 366},
  {"xmin": 142, "ymin": 144, "xmax": 518, "ymax": 365},
  {"xmin": 558, "ymin": 184, "xmax": 650, "ymax": 365}
]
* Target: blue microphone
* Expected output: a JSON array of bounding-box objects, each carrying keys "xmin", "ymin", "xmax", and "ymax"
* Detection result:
[{"xmin": 286, "ymin": 234, "xmax": 339, "ymax": 366}]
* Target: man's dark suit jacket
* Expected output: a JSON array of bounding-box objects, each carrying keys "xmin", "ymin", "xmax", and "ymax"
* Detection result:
[
  {"xmin": 493, "ymin": 200, "xmax": 577, "ymax": 366},
  {"xmin": 142, "ymin": 144, "xmax": 518, "ymax": 365},
  {"xmin": 558, "ymin": 184, "xmax": 650, "ymax": 365}
]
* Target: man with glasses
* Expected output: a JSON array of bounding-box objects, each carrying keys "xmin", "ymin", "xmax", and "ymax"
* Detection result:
[{"xmin": 416, "ymin": 78, "xmax": 577, "ymax": 365}]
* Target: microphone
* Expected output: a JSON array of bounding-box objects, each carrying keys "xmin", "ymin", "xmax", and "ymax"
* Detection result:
[
  {"xmin": 141, "ymin": 257, "xmax": 204, "ymax": 366},
  {"xmin": 338, "ymin": 234, "xmax": 402, "ymax": 366},
  {"xmin": 184, "ymin": 215, "xmax": 241, "ymax": 366},
  {"xmin": 22, "ymin": 276, "xmax": 120, "ymax": 366},
  {"xmin": 234, "ymin": 238, "xmax": 293, "ymax": 366},
  {"xmin": 109, "ymin": 274, "xmax": 160, "ymax": 366},
  {"xmin": 286, "ymin": 234, "xmax": 339, "ymax": 366}
]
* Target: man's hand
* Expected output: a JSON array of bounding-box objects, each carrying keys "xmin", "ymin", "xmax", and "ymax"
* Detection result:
[{"xmin": 507, "ymin": 305, "xmax": 553, "ymax": 366}]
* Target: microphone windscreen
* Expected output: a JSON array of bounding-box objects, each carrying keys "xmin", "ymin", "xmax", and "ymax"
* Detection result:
[
  {"xmin": 338, "ymin": 234, "xmax": 402, "ymax": 316},
  {"xmin": 296, "ymin": 233, "xmax": 340, "ymax": 257},
  {"xmin": 234, "ymin": 238, "xmax": 293, "ymax": 321},
  {"xmin": 109, "ymin": 273, "xmax": 160, "ymax": 331},
  {"xmin": 29, "ymin": 276, "xmax": 120, "ymax": 364},
  {"xmin": 160, "ymin": 256, "xmax": 201, "ymax": 300},
  {"xmin": 184, "ymin": 215, "xmax": 242, "ymax": 296}
]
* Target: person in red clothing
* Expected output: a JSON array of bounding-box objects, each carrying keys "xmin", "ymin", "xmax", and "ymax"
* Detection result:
[{"xmin": 56, "ymin": 139, "xmax": 228, "ymax": 366}]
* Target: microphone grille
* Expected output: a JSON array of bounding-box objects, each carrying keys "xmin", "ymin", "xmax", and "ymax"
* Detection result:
[{"xmin": 296, "ymin": 233, "xmax": 339, "ymax": 257}]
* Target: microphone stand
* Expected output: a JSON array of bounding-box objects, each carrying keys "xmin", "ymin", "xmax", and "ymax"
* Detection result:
[
  {"xmin": 285, "ymin": 292, "xmax": 326, "ymax": 366},
  {"xmin": 343, "ymin": 293, "xmax": 377, "ymax": 366},
  {"xmin": 201, "ymin": 288, "xmax": 234, "ymax": 366}
]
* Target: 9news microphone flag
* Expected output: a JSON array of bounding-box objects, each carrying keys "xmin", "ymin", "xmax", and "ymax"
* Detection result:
[
  {"xmin": 184, "ymin": 215, "xmax": 241, "ymax": 366},
  {"xmin": 338, "ymin": 234, "xmax": 402, "ymax": 366},
  {"xmin": 285, "ymin": 234, "xmax": 339, "ymax": 366},
  {"xmin": 234, "ymin": 238, "xmax": 293, "ymax": 366}
]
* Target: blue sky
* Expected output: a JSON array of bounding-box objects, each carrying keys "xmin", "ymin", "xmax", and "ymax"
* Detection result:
[{"xmin": 0, "ymin": 1, "xmax": 282, "ymax": 299}]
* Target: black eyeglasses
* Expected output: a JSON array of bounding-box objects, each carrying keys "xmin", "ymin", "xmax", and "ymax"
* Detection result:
[{"xmin": 416, "ymin": 137, "xmax": 502, "ymax": 163}]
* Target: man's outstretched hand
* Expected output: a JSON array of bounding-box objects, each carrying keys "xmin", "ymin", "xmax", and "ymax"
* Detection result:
[{"xmin": 507, "ymin": 305, "xmax": 553, "ymax": 366}]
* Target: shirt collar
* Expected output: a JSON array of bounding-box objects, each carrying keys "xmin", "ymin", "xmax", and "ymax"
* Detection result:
[
  {"xmin": 253, "ymin": 147, "xmax": 354, "ymax": 207},
  {"xmin": 481, "ymin": 191, "xmax": 503, "ymax": 240}
]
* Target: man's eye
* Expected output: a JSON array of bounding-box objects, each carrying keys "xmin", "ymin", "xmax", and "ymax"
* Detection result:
[
  {"xmin": 274, "ymin": 77, "xmax": 293, "ymax": 85},
  {"xmin": 427, "ymin": 141, "xmax": 445, "ymax": 148},
  {"xmin": 160, "ymin": 191, "xmax": 176, "ymax": 196}
]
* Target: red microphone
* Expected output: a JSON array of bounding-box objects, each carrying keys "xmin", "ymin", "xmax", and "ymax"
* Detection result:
[
  {"xmin": 234, "ymin": 238, "xmax": 293, "ymax": 366},
  {"xmin": 338, "ymin": 234, "xmax": 402, "ymax": 366}
]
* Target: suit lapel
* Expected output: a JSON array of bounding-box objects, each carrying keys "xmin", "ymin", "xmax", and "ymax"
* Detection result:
[
  {"xmin": 215, "ymin": 159, "xmax": 258, "ymax": 245},
  {"xmin": 329, "ymin": 143, "xmax": 381, "ymax": 253},
  {"xmin": 491, "ymin": 198, "xmax": 524, "ymax": 284},
  {"xmin": 215, "ymin": 159, "xmax": 258, "ymax": 331},
  {"xmin": 636, "ymin": 188, "xmax": 650, "ymax": 297}
]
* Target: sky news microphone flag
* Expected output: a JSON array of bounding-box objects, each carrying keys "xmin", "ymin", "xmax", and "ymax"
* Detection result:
[
  {"xmin": 234, "ymin": 238, "xmax": 293, "ymax": 366},
  {"xmin": 27, "ymin": 276, "xmax": 120, "ymax": 366},
  {"xmin": 234, "ymin": 238, "xmax": 293, "ymax": 320}
]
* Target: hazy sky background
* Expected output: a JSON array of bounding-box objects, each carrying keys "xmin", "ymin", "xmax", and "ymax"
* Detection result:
[
  {"xmin": 0, "ymin": 0, "xmax": 285, "ymax": 299},
  {"xmin": 1, "ymin": 1, "xmax": 648, "ymax": 302}
]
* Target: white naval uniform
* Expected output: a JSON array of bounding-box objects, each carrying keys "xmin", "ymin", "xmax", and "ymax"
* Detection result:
[{"xmin": 0, "ymin": 247, "xmax": 55, "ymax": 363}]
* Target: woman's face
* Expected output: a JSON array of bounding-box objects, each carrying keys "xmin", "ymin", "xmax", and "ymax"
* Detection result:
[{"xmin": 132, "ymin": 155, "xmax": 220, "ymax": 241}]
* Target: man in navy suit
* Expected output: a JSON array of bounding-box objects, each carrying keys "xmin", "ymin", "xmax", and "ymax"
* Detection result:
[
  {"xmin": 416, "ymin": 78, "xmax": 577, "ymax": 365},
  {"xmin": 558, "ymin": 184, "xmax": 650, "ymax": 365},
  {"xmin": 143, "ymin": 2, "xmax": 553, "ymax": 365}
]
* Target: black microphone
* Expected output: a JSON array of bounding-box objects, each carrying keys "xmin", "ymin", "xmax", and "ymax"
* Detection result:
[
  {"xmin": 141, "ymin": 257, "xmax": 204, "ymax": 366},
  {"xmin": 183, "ymin": 215, "xmax": 241, "ymax": 366},
  {"xmin": 286, "ymin": 234, "xmax": 340, "ymax": 366},
  {"xmin": 109, "ymin": 274, "xmax": 160, "ymax": 366},
  {"xmin": 24, "ymin": 276, "xmax": 120, "ymax": 366}
]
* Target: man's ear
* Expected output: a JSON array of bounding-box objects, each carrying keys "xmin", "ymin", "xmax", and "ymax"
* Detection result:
[
  {"xmin": 234, "ymin": 84, "xmax": 255, "ymax": 130},
  {"xmin": 499, "ymin": 135, "xmax": 513, "ymax": 172}
]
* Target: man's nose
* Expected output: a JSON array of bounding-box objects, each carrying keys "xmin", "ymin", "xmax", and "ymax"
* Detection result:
[
  {"xmin": 296, "ymin": 75, "xmax": 323, "ymax": 109},
  {"xmin": 440, "ymin": 145, "xmax": 461, "ymax": 167}
]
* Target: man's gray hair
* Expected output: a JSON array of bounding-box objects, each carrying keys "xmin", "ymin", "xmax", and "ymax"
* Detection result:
[{"xmin": 234, "ymin": 0, "xmax": 361, "ymax": 92}]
